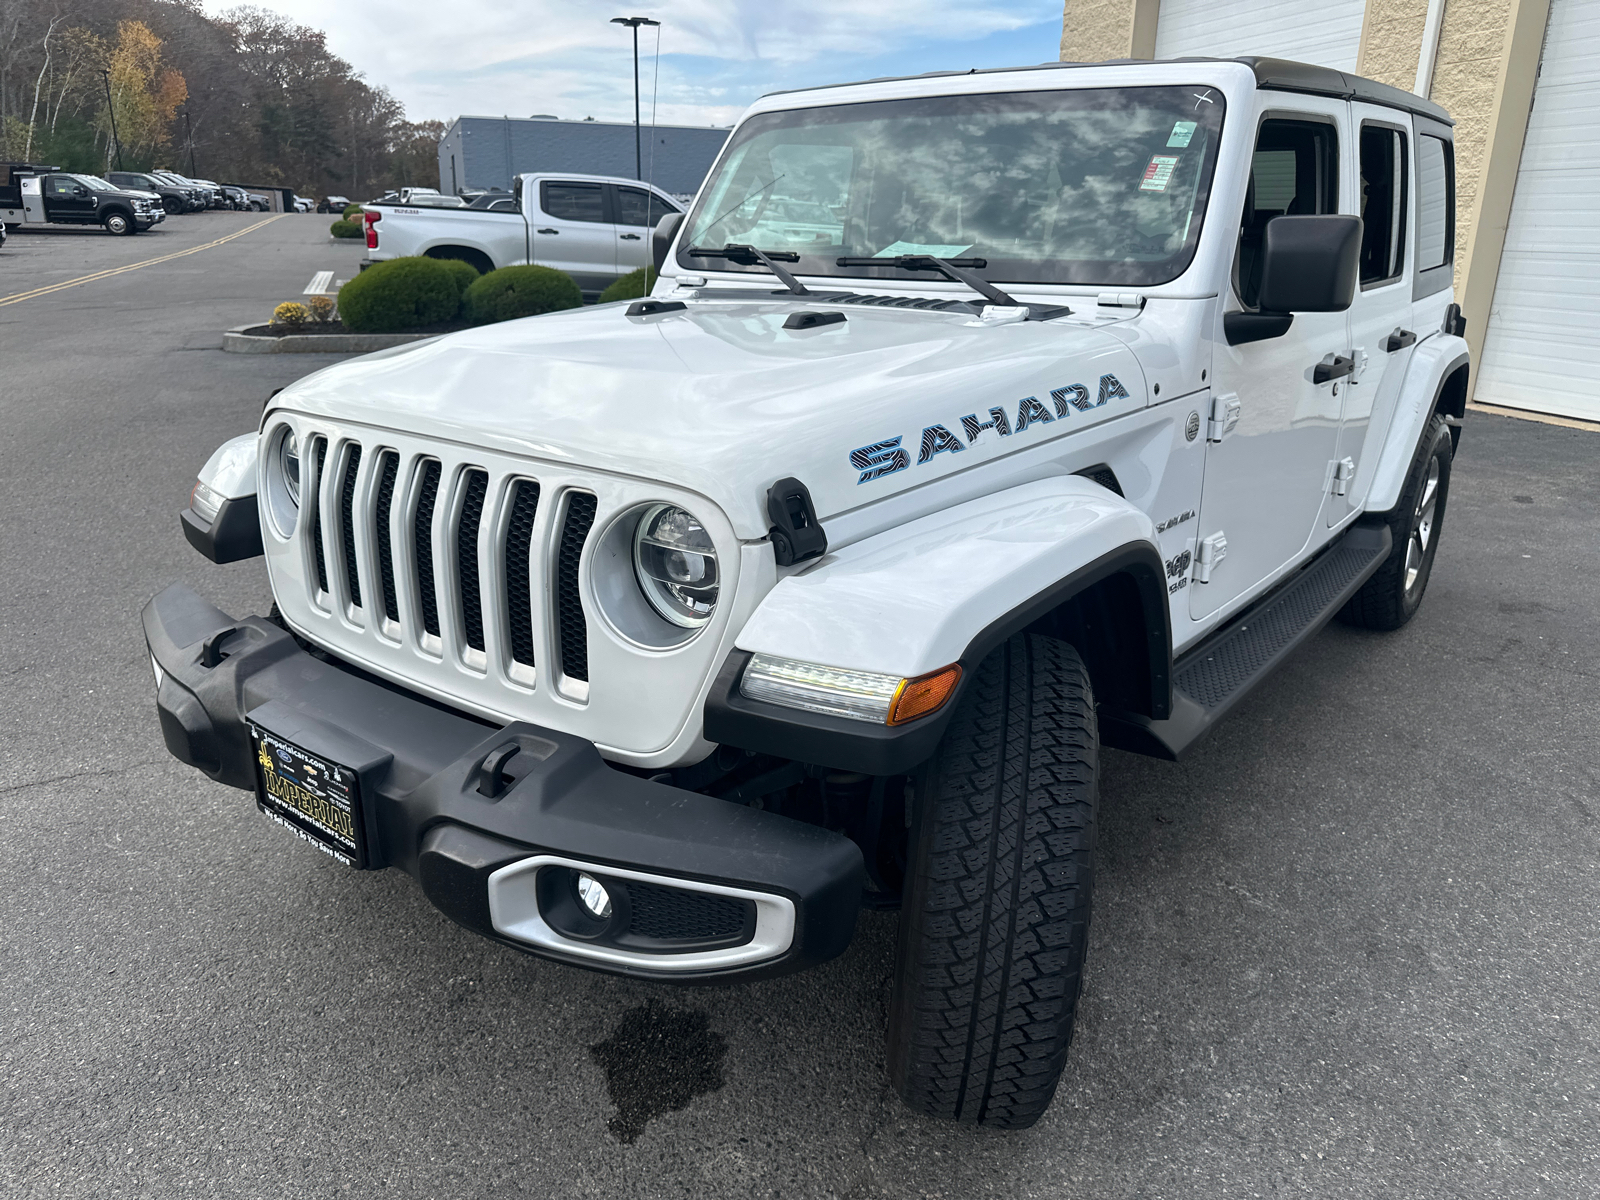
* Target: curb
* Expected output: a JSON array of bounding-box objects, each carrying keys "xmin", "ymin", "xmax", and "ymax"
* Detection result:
[
  {"xmin": 223, "ymin": 324, "xmax": 433, "ymax": 354},
  {"xmin": 327, "ymin": 237, "xmax": 365, "ymax": 245}
]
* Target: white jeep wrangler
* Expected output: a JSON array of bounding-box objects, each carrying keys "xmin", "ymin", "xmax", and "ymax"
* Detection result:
[{"xmin": 147, "ymin": 56, "xmax": 1468, "ymax": 1129}]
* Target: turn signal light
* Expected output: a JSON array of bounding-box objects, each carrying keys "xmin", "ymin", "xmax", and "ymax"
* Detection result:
[{"xmin": 888, "ymin": 664, "xmax": 962, "ymax": 726}]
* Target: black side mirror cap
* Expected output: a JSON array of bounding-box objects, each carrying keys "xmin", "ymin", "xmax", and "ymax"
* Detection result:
[
  {"xmin": 1224, "ymin": 312, "xmax": 1295, "ymax": 346},
  {"xmin": 652, "ymin": 212, "xmax": 685, "ymax": 273},
  {"xmin": 1257, "ymin": 215, "xmax": 1362, "ymax": 314}
]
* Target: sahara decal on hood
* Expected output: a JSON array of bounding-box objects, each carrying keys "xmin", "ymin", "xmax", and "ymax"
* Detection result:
[{"xmin": 850, "ymin": 374, "xmax": 1133, "ymax": 484}]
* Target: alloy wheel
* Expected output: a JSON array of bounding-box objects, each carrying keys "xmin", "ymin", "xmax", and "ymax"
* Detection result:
[{"xmin": 1403, "ymin": 458, "xmax": 1440, "ymax": 595}]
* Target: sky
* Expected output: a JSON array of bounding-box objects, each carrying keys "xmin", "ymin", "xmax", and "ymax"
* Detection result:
[{"xmin": 201, "ymin": 1, "xmax": 1066, "ymax": 128}]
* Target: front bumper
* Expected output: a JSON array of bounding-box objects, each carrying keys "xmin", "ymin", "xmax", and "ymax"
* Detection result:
[{"xmin": 142, "ymin": 583, "xmax": 864, "ymax": 982}]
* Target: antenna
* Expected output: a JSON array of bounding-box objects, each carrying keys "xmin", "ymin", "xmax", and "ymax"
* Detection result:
[{"xmin": 646, "ymin": 21, "xmax": 661, "ymax": 234}]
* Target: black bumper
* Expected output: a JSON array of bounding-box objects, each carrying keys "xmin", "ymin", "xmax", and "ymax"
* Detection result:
[{"xmin": 142, "ymin": 583, "xmax": 863, "ymax": 982}]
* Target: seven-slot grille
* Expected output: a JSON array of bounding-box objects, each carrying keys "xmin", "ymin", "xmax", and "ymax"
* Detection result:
[{"xmin": 303, "ymin": 437, "xmax": 596, "ymax": 688}]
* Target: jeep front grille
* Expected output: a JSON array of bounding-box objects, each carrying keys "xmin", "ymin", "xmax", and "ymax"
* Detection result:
[
  {"xmin": 299, "ymin": 436, "xmax": 600, "ymax": 688},
  {"xmin": 267, "ymin": 419, "xmax": 741, "ymax": 758}
]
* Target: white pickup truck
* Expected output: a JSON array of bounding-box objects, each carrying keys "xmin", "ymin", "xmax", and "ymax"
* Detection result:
[
  {"xmin": 361, "ymin": 172, "xmax": 683, "ymax": 299},
  {"xmin": 151, "ymin": 56, "xmax": 1467, "ymax": 1131}
]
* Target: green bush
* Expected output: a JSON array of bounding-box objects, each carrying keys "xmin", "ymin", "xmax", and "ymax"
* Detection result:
[
  {"xmin": 342, "ymin": 203, "xmax": 363, "ymax": 219},
  {"xmin": 336, "ymin": 256, "xmax": 460, "ymax": 332},
  {"xmin": 598, "ymin": 266, "xmax": 658, "ymax": 305},
  {"xmin": 329, "ymin": 218, "xmax": 362, "ymax": 239},
  {"xmin": 464, "ymin": 265, "xmax": 582, "ymax": 324},
  {"xmin": 433, "ymin": 256, "xmax": 480, "ymax": 299}
]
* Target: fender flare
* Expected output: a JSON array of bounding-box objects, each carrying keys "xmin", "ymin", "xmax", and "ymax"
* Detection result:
[
  {"xmin": 1366, "ymin": 334, "xmax": 1469, "ymax": 514},
  {"xmin": 704, "ymin": 477, "xmax": 1171, "ymax": 775}
]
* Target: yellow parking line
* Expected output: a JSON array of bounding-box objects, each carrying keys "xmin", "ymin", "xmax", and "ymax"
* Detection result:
[{"xmin": 0, "ymin": 215, "xmax": 286, "ymax": 308}]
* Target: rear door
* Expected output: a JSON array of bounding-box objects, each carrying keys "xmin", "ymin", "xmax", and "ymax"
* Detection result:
[
  {"xmin": 531, "ymin": 180, "xmax": 616, "ymax": 296},
  {"xmin": 1330, "ymin": 105, "xmax": 1417, "ymax": 524},
  {"xmin": 609, "ymin": 185, "xmax": 680, "ymax": 273}
]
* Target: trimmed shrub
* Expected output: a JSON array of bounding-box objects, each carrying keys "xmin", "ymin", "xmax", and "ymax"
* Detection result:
[
  {"xmin": 598, "ymin": 266, "xmax": 658, "ymax": 305},
  {"xmin": 434, "ymin": 256, "xmax": 480, "ymax": 300},
  {"xmin": 329, "ymin": 218, "xmax": 361, "ymax": 238},
  {"xmin": 464, "ymin": 265, "xmax": 582, "ymax": 324},
  {"xmin": 342, "ymin": 203, "xmax": 363, "ymax": 219},
  {"xmin": 336, "ymin": 256, "xmax": 460, "ymax": 332},
  {"xmin": 272, "ymin": 301, "xmax": 309, "ymax": 327}
]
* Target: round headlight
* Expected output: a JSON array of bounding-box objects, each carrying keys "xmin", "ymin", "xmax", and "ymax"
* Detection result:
[
  {"xmin": 280, "ymin": 431, "xmax": 301, "ymax": 506},
  {"xmin": 633, "ymin": 505, "xmax": 718, "ymax": 628}
]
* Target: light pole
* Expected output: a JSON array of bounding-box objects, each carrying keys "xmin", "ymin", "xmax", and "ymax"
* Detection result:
[
  {"xmin": 610, "ymin": 16, "xmax": 659, "ymax": 180},
  {"xmin": 100, "ymin": 69, "xmax": 124, "ymax": 171},
  {"xmin": 183, "ymin": 108, "xmax": 197, "ymax": 177}
]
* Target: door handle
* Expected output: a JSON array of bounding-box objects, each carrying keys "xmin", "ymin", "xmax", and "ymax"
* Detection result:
[
  {"xmin": 1382, "ymin": 327, "xmax": 1417, "ymax": 352},
  {"xmin": 537, "ymin": 227, "xmax": 558, "ymax": 235},
  {"xmin": 1312, "ymin": 354, "xmax": 1355, "ymax": 385},
  {"xmin": 619, "ymin": 233, "xmax": 641, "ymax": 241}
]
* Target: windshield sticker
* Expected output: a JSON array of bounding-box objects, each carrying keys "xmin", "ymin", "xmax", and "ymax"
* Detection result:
[
  {"xmin": 851, "ymin": 374, "xmax": 1133, "ymax": 484},
  {"xmin": 1140, "ymin": 156, "xmax": 1180, "ymax": 192},
  {"xmin": 873, "ymin": 241, "xmax": 975, "ymax": 258},
  {"xmin": 1167, "ymin": 120, "xmax": 1198, "ymax": 148}
]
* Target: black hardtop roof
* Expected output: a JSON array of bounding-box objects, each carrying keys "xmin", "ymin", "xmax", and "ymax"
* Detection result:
[{"xmin": 763, "ymin": 56, "xmax": 1452, "ymax": 127}]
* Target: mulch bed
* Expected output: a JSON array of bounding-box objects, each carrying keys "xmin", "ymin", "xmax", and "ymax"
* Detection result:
[{"xmin": 242, "ymin": 319, "xmax": 482, "ymax": 338}]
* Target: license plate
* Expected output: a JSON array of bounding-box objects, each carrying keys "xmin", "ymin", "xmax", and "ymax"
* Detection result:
[{"xmin": 249, "ymin": 723, "xmax": 366, "ymax": 868}]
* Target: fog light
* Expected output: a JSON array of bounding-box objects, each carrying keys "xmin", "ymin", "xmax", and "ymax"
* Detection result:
[{"xmin": 576, "ymin": 873, "xmax": 612, "ymax": 918}]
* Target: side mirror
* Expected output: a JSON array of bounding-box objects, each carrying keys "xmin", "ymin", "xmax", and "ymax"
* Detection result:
[
  {"xmin": 1226, "ymin": 214, "xmax": 1362, "ymax": 346},
  {"xmin": 74, "ymin": 185, "xmax": 89, "ymax": 196},
  {"xmin": 652, "ymin": 211, "xmax": 686, "ymax": 273}
]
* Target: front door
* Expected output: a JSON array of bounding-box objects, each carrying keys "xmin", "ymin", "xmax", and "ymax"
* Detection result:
[
  {"xmin": 43, "ymin": 174, "xmax": 94, "ymax": 222},
  {"xmin": 1332, "ymin": 104, "xmax": 1419, "ymax": 524},
  {"xmin": 531, "ymin": 180, "xmax": 617, "ymax": 297},
  {"xmin": 1191, "ymin": 101, "xmax": 1352, "ymax": 621}
]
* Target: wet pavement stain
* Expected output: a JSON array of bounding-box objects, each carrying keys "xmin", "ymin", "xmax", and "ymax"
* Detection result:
[{"xmin": 590, "ymin": 1002, "xmax": 727, "ymax": 1143}]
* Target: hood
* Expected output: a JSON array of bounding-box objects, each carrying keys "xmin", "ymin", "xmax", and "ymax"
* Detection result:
[{"xmin": 278, "ymin": 297, "xmax": 1150, "ymax": 538}]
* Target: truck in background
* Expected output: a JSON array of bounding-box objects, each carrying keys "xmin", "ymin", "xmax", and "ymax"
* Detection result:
[
  {"xmin": 1, "ymin": 164, "xmax": 163, "ymax": 234},
  {"xmin": 362, "ymin": 172, "xmax": 682, "ymax": 299}
]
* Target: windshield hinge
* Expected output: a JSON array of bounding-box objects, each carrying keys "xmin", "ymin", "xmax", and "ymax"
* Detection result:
[{"xmin": 766, "ymin": 477, "xmax": 828, "ymax": 567}]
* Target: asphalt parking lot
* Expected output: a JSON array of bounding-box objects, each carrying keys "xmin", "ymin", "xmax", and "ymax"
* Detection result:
[{"xmin": 1, "ymin": 213, "xmax": 1596, "ymax": 1198}]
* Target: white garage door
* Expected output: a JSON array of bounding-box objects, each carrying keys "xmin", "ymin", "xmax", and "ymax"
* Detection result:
[
  {"xmin": 1154, "ymin": 0, "xmax": 1367, "ymax": 72},
  {"xmin": 1476, "ymin": 0, "xmax": 1600, "ymax": 422}
]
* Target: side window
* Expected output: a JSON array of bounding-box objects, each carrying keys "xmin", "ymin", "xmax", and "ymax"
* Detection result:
[
  {"xmin": 1236, "ymin": 119, "xmax": 1339, "ymax": 308},
  {"xmin": 541, "ymin": 181, "xmax": 606, "ymax": 223},
  {"xmin": 48, "ymin": 175, "xmax": 78, "ymax": 196},
  {"xmin": 1416, "ymin": 134, "xmax": 1454, "ymax": 272},
  {"xmin": 1359, "ymin": 124, "xmax": 1408, "ymax": 286},
  {"xmin": 615, "ymin": 186, "xmax": 678, "ymax": 227}
]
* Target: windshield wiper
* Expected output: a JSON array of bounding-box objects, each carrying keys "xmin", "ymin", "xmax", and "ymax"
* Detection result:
[
  {"xmin": 836, "ymin": 255, "xmax": 1022, "ymax": 310},
  {"xmin": 688, "ymin": 244, "xmax": 812, "ymax": 296}
]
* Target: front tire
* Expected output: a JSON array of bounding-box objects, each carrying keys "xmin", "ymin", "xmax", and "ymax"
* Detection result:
[
  {"xmin": 103, "ymin": 211, "xmax": 134, "ymax": 236},
  {"xmin": 1338, "ymin": 414, "xmax": 1453, "ymax": 631},
  {"xmin": 887, "ymin": 633, "xmax": 1097, "ymax": 1129}
]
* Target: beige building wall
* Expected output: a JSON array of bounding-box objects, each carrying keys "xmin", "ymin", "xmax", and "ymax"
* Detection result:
[{"xmin": 1060, "ymin": 0, "xmax": 1159, "ymax": 62}]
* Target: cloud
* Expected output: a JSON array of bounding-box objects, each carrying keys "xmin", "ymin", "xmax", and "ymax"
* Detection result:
[{"xmin": 203, "ymin": 0, "xmax": 1062, "ymax": 126}]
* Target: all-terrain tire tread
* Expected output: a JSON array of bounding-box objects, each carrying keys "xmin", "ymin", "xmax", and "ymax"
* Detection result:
[{"xmin": 887, "ymin": 633, "xmax": 1096, "ymax": 1130}]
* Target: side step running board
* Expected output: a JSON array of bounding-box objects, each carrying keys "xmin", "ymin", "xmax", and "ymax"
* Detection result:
[{"xmin": 1100, "ymin": 523, "xmax": 1392, "ymax": 761}]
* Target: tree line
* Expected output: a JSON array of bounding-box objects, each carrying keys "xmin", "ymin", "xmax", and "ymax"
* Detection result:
[{"xmin": 0, "ymin": 0, "xmax": 443, "ymax": 197}]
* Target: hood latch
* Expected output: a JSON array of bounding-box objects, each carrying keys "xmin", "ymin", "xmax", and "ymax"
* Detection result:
[{"xmin": 767, "ymin": 477, "xmax": 828, "ymax": 567}]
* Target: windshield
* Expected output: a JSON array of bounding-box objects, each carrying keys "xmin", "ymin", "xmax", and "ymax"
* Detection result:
[
  {"xmin": 682, "ymin": 85, "xmax": 1225, "ymax": 287},
  {"xmin": 78, "ymin": 175, "xmax": 116, "ymax": 191}
]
